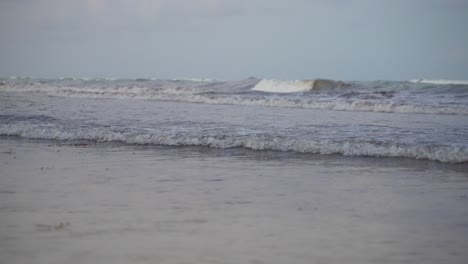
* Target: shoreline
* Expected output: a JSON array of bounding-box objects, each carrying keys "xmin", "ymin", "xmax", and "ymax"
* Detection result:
[{"xmin": 1, "ymin": 136, "xmax": 467, "ymax": 167}]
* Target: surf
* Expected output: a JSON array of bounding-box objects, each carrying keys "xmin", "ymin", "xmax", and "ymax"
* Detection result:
[
  {"xmin": 251, "ymin": 79, "xmax": 349, "ymax": 93},
  {"xmin": 410, "ymin": 79, "xmax": 468, "ymax": 85},
  {"xmin": 1, "ymin": 77, "xmax": 468, "ymax": 115},
  {"xmin": 1, "ymin": 124, "xmax": 466, "ymax": 163}
]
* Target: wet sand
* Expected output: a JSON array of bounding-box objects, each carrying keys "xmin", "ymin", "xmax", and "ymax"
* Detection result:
[{"xmin": 1, "ymin": 137, "xmax": 467, "ymax": 264}]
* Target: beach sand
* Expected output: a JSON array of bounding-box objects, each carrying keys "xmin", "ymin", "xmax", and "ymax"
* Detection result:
[{"xmin": 1, "ymin": 137, "xmax": 467, "ymax": 264}]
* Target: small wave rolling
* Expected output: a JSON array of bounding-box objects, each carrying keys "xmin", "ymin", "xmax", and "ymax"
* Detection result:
[{"xmin": 1, "ymin": 122, "xmax": 466, "ymax": 163}]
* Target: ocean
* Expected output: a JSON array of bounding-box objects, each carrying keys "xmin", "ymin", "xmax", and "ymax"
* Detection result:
[
  {"xmin": 1, "ymin": 77, "xmax": 468, "ymax": 263},
  {"xmin": 1, "ymin": 77, "xmax": 468, "ymax": 162}
]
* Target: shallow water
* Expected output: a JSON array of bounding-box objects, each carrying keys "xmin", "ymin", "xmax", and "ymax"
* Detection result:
[
  {"xmin": 1, "ymin": 138, "xmax": 467, "ymax": 264},
  {"xmin": 1, "ymin": 90, "xmax": 468, "ymax": 162}
]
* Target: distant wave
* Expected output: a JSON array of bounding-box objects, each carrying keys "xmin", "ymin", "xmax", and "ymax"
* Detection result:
[
  {"xmin": 410, "ymin": 79, "xmax": 468, "ymax": 85},
  {"xmin": 171, "ymin": 78, "xmax": 217, "ymax": 82},
  {"xmin": 2, "ymin": 78, "xmax": 468, "ymax": 115},
  {"xmin": 3, "ymin": 86, "xmax": 466, "ymax": 115},
  {"xmin": 1, "ymin": 122, "xmax": 466, "ymax": 163},
  {"xmin": 252, "ymin": 79, "xmax": 349, "ymax": 93}
]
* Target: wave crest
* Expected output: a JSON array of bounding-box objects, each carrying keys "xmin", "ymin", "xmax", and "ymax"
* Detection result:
[
  {"xmin": 1, "ymin": 123, "xmax": 466, "ymax": 163},
  {"xmin": 410, "ymin": 79, "xmax": 468, "ymax": 85},
  {"xmin": 252, "ymin": 79, "xmax": 349, "ymax": 93}
]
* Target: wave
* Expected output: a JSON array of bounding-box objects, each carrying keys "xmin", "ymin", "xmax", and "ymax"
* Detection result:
[
  {"xmin": 0, "ymin": 78, "xmax": 257, "ymax": 94},
  {"xmin": 171, "ymin": 78, "xmax": 217, "ymax": 82},
  {"xmin": 157, "ymin": 95, "xmax": 467, "ymax": 115},
  {"xmin": 252, "ymin": 79, "xmax": 349, "ymax": 93},
  {"xmin": 4, "ymin": 85, "xmax": 466, "ymax": 115},
  {"xmin": 1, "ymin": 122, "xmax": 466, "ymax": 163},
  {"xmin": 2, "ymin": 78, "xmax": 468, "ymax": 115},
  {"xmin": 410, "ymin": 79, "xmax": 468, "ymax": 85}
]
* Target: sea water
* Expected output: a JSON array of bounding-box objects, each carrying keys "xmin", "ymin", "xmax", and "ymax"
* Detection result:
[
  {"xmin": 1, "ymin": 77, "xmax": 468, "ymax": 263},
  {"xmin": 1, "ymin": 77, "xmax": 468, "ymax": 162}
]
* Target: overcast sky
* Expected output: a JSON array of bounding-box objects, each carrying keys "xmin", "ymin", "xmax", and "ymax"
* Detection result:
[{"xmin": 0, "ymin": 0, "xmax": 467, "ymax": 80}]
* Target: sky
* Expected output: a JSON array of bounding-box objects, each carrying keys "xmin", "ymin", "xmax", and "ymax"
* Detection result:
[{"xmin": 0, "ymin": 0, "xmax": 467, "ymax": 81}]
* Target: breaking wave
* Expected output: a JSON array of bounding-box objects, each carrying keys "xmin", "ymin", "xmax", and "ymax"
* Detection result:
[
  {"xmin": 252, "ymin": 79, "xmax": 349, "ymax": 93},
  {"xmin": 1, "ymin": 122, "xmax": 466, "ymax": 163}
]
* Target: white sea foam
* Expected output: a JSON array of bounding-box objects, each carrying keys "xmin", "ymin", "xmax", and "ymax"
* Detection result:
[
  {"xmin": 410, "ymin": 79, "xmax": 468, "ymax": 85},
  {"xmin": 252, "ymin": 79, "xmax": 348, "ymax": 93},
  {"xmin": 1, "ymin": 123, "xmax": 467, "ymax": 163}
]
